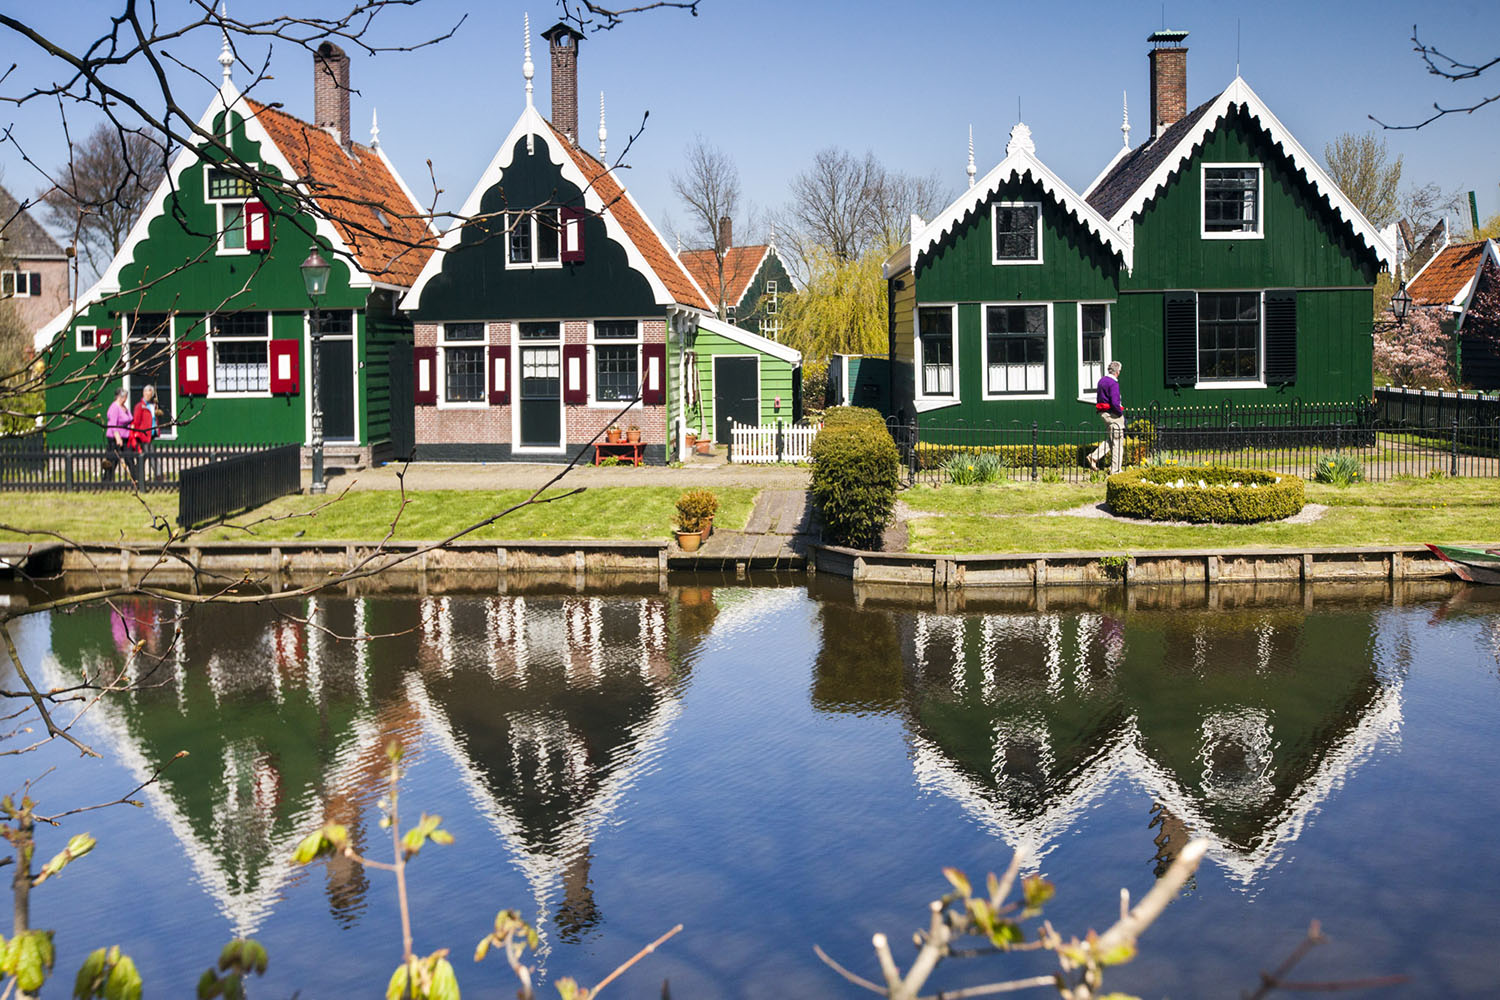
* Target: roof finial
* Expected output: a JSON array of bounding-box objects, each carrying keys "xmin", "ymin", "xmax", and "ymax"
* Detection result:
[
  {"xmin": 370, "ymin": 107, "xmax": 381, "ymax": 149},
  {"xmin": 1006, "ymin": 121, "xmax": 1035, "ymax": 156},
  {"xmin": 769, "ymin": 220, "xmax": 777, "ymax": 253},
  {"xmin": 675, "ymin": 233, "xmax": 682, "ymax": 254},
  {"xmin": 1121, "ymin": 90, "xmax": 1131, "ymax": 148},
  {"xmin": 966, "ymin": 125, "xmax": 976, "ymax": 188},
  {"xmin": 523, "ymin": 13, "xmax": 535, "ymax": 153},
  {"xmin": 217, "ymin": 1, "xmax": 234, "ymax": 87},
  {"xmin": 598, "ymin": 91, "xmax": 607, "ymax": 160}
]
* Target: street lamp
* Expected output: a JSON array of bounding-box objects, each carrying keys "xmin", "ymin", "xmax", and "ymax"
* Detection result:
[
  {"xmin": 1390, "ymin": 281, "xmax": 1412, "ymax": 326},
  {"xmin": 300, "ymin": 247, "xmax": 331, "ymax": 494}
]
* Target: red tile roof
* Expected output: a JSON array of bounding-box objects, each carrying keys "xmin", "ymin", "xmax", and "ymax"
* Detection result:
[
  {"xmin": 248, "ymin": 100, "xmax": 435, "ymax": 287},
  {"xmin": 1407, "ymin": 240, "xmax": 1492, "ymax": 307},
  {"xmin": 680, "ymin": 245, "xmax": 770, "ymax": 312},
  {"xmin": 546, "ymin": 123, "xmax": 709, "ymax": 310}
]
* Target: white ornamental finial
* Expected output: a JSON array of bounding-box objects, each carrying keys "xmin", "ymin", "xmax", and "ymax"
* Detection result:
[
  {"xmin": 598, "ymin": 91, "xmax": 607, "ymax": 160},
  {"xmin": 769, "ymin": 221, "xmax": 777, "ymax": 253},
  {"xmin": 217, "ymin": 1, "xmax": 234, "ymax": 86},
  {"xmin": 523, "ymin": 13, "xmax": 535, "ymax": 153},
  {"xmin": 370, "ymin": 108, "xmax": 381, "ymax": 149},
  {"xmin": 1006, "ymin": 121, "xmax": 1035, "ymax": 156},
  {"xmin": 1121, "ymin": 91, "xmax": 1131, "ymax": 148},
  {"xmin": 966, "ymin": 124, "xmax": 976, "ymax": 188}
]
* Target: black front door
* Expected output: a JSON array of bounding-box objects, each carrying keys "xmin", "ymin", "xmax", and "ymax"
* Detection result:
[
  {"xmin": 714, "ymin": 356, "xmax": 759, "ymax": 443},
  {"xmin": 319, "ymin": 338, "xmax": 356, "ymax": 441},
  {"xmin": 520, "ymin": 345, "xmax": 562, "ymax": 448}
]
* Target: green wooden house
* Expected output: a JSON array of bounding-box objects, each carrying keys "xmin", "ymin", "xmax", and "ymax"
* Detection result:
[
  {"xmin": 885, "ymin": 31, "xmax": 1393, "ymax": 434},
  {"xmin": 34, "ymin": 40, "xmax": 434, "ymax": 465},
  {"xmin": 678, "ymin": 314, "xmax": 801, "ymax": 445},
  {"xmin": 680, "ymin": 220, "xmax": 795, "ymax": 340}
]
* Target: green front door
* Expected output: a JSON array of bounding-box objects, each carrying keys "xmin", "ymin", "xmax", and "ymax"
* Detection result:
[{"xmin": 520, "ymin": 345, "xmax": 561, "ymax": 448}]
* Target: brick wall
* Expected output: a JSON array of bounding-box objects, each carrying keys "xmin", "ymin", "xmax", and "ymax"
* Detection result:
[
  {"xmin": 1149, "ymin": 47, "xmax": 1188, "ymax": 136},
  {"xmin": 313, "ymin": 43, "xmax": 351, "ymax": 144}
]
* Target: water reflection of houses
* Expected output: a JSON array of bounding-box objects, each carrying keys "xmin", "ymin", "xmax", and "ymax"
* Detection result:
[
  {"xmin": 40, "ymin": 589, "xmax": 710, "ymax": 940},
  {"xmin": 813, "ymin": 591, "xmax": 1406, "ymax": 883}
]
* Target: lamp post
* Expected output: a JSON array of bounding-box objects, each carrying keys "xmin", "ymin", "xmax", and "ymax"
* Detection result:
[
  {"xmin": 1390, "ymin": 281, "xmax": 1412, "ymax": 326},
  {"xmin": 300, "ymin": 247, "xmax": 331, "ymax": 494}
]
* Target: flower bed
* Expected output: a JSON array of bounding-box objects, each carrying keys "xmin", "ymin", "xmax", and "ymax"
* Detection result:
[
  {"xmin": 915, "ymin": 438, "xmax": 1148, "ymax": 471},
  {"xmin": 1105, "ymin": 466, "xmax": 1304, "ymax": 523}
]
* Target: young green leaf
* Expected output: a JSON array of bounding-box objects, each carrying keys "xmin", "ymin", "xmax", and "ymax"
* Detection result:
[
  {"xmin": 14, "ymin": 929, "xmax": 56, "ymax": 993},
  {"xmin": 555, "ymin": 977, "xmax": 582, "ymax": 1000},
  {"xmin": 941, "ymin": 867, "xmax": 972, "ymax": 898},
  {"xmin": 428, "ymin": 957, "xmax": 460, "ymax": 1000},
  {"xmin": 988, "ymin": 921, "xmax": 1024, "ymax": 949},
  {"xmin": 103, "ymin": 955, "xmax": 141, "ymax": 1000},
  {"xmin": 387, "ymin": 964, "xmax": 411, "ymax": 1000},
  {"xmin": 1096, "ymin": 941, "xmax": 1137, "ymax": 967},
  {"xmin": 1021, "ymin": 875, "xmax": 1055, "ymax": 911}
]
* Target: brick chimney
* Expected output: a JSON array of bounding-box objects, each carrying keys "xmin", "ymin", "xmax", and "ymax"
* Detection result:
[
  {"xmin": 718, "ymin": 215, "xmax": 732, "ymax": 250},
  {"xmin": 1148, "ymin": 29, "xmax": 1189, "ymax": 139},
  {"xmin": 314, "ymin": 41, "xmax": 351, "ymax": 146},
  {"xmin": 542, "ymin": 22, "xmax": 585, "ymax": 145}
]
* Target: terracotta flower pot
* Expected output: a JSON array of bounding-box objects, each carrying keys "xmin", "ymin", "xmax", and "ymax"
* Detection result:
[
  {"xmin": 675, "ymin": 530, "xmax": 701, "ymax": 552},
  {"xmin": 626, "ymin": 429, "xmax": 641, "ymax": 443},
  {"xmin": 695, "ymin": 441, "xmax": 713, "ymax": 455},
  {"xmin": 699, "ymin": 516, "xmax": 714, "ymax": 542},
  {"xmin": 606, "ymin": 428, "xmax": 622, "ymax": 443},
  {"xmin": 685, "ymin": 433, "xmax": 698, "ymax": 447}
]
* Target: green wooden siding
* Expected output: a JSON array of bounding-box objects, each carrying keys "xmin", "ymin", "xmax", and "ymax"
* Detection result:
[
  {"xmin": 684, "ymin": 327, "xmax": 796, "ymax": 441},
  {"xmin": 733, "ymin": 251, "xmax": 795, "ymax": 339}
]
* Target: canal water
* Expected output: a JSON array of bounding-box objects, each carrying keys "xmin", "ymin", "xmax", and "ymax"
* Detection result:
[{"xmin": 6, "ymin": 580, "xmax": 1500, "ymax": 997}]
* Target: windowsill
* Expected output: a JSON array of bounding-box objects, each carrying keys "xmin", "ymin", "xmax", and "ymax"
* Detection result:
[
  {"xmin": 587, "ymin": 400, "xmax": 642, "ymax": 410},
  {"xmin": 504, "ymin": 260, "xmax": 564, "ymax": 270},
  {"xmin": 436, "ymin": 400, "xmax": 489, "ymax": 410},
  {"xmin": 1194, "ymin": 380, "xmax": 1268, "ymax": 390},
  {"xmin": 207, "ymin": 390, "xmax": 273, "ymax": 399},
  {"xmin": 1200, "ymin": 231, "xmax": 1264, "ymax": 241},
  {"xmin": 914, "ymin": 397, "xmax": 959, "ymax": 413},
  {"xmin": 982, "ymin": 392, "xmax": 1054, "ymax": 402},
  {"xmin": 216, "ymin": 248, "xmax": 252, "ymax": 256},
  {"xmin": 513, "ymin": 445, "xmax": 568, "ymax": 454},
  {"xmin": 991, "ymin": 258, "xmax": 1044, "ymax": 266}
]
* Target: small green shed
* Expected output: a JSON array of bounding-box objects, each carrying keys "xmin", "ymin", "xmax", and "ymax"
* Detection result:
[{"xmin": 678, "ymin": 314, "xmax": 801, "ymax": 450}]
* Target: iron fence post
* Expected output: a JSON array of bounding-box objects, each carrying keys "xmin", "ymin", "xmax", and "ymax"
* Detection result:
[
  {"xmin": 64, "ymin": 454, "xmax": 73, "ymax": 490},
  {"xmin": 1031, "ymin": 421, "xmax": 1038, "ymax": 481},
  {"xmin": 1451, "ymin": 418, "xmax": 1459, "ymax": 476}
]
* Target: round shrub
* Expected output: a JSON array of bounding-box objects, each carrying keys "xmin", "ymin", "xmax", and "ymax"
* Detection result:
[
  {"xmin": 811, "ymin": 421, "xmax": 900, "ymax": 548},
  {"xmin": 821, "ymin": 406, "xmax": 887, "ymax": 431},
  {"xmin": 1105, "ymin": 466, "xmax": 1304, "ymax": 523}
]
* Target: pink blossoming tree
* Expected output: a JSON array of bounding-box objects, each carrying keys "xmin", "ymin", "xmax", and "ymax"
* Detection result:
[{"xmin": 1374, "ymin": 305, "xmax": 1454, "ymax": 387}]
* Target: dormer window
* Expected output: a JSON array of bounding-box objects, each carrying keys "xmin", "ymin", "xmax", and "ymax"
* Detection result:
[
  {"xmin": 992, "ymin": 203, "xmax": 1042, "ymax": 264},
  {"xmin": 506, "ymin": 208, "xmax": 561, "ymax": 268},
  {"xmin": 1202, "ymin": 164, "xmax": 1262, "ymax": 238},
  {"xmin": 204, "ymin": 164, "xmax": 261, "ymax": 254}
]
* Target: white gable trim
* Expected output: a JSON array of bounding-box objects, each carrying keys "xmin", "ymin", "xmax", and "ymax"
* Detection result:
[
  {"xmin": 1456, "ymin": 240, "xmax": 1500, "ymax": 317},
  {"xmin": 1105, "ymin": 77, "xmax": 1394, "ymax": 268},
  {"xmin": 375, "ymin": 145, "xmax": 441, "ymax": 238},
  {"xmin": 401, "ymin": 106, "xmax": 676, "ymax": 311},
  {"xmin": 913, "ymin": 147, "xmax": 1132, "ymax": 272},
  {"xmin": 694, "ymin": 313, "xmax": 801, "ymax": 365}
]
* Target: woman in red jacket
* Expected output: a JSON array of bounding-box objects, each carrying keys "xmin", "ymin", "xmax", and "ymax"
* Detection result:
[{"xmin": 128, "ymin": 385, "xmax": 158, "ymax": 488}]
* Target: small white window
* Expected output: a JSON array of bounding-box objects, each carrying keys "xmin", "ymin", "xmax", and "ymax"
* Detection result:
[
  {"xmin": 440, "ymin": 322, "xmax": 487, "ymax": 405},
  {"xmin": 204, "ymin": 163, "xmax": 257, "ymax": 255},
  {"xmin": 1078, "ymin": 303, "xmax": 1112, "ymax": 399},
  {"xmin": 505, "ymin": 208, "xmax": 562, "ymax": 268},
  {"xmin": 208, "ymin": 312, "xmax": 271, "ymax": 394},
  {"xmin": 589, "ymin": 320, "xmax": 642, "ymax": 405},
  {"xmin": 992, "ymin": 202, "xmax": 1042, "ymax": 265},
  {"xmin": 1, "ymin": 271, "xmax": 40, "ymax": 297},
  {"xmin": 76, "ymin": 326, "xmax": 98, "ymax": 352},
  {"xmin": 917, "ymin": 305, "xmax": 957, "ymax": 398},
  {"xmin": 1202, "ymin": 164, "xmax": 1263, "ymax": 238}
]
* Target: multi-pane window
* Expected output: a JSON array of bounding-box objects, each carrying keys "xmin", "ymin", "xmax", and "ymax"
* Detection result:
[
  {"xmin": 519, "ymin": 321, "xmax": 560, "ymax": 340},
  {"xmin": 993, "ymin": 203, "xmax": 1041, "ymax": 262},
  {"xmin": 1080, "ymin": 303, "xmax": 1109, "ymax": 396},
  {"xmin": 918, "ymin": 307, "xmax": 955, "ymax": 396},
  {"xmin": 1203, "ymin": 166, "xmax": 1260, "ymax": 234},
  {"xmin": 507, "ymin": 209, "xmax": 560, "ymax": 266},
  {"xmin": 1198, "ymin": 293, "xmax": 1260, "ymax": 380},
  {"xmin": 441, "ymin": 322, "xmax": 485, "ymax": 403},
  {"xmin": 592, "ymin": 320, "xmax": 639, "ymax": 402},
  {"xmin": 1, "ymin": 271, "xmax": 41, "ymax": 297},
  {"xmin": 206, "ymin": 167, "xmax": 254, "ymax": 200},
  {"xmin": 127, "ymin": 314, "xmax": 174, "ymax": 427},
  {"xmin": 210, "ymin": 312, "xmax": 270, "ymax": 392},
  {"xmin": 205, "ymin": 165, "xmax": 255, "ymax": 253},
  {"xmin": 985, "ymin": 304, "xmax": 1048, "ymax": 395}
]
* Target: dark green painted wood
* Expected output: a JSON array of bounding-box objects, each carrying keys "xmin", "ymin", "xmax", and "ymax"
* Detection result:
[{"xmin": 733, "ymin": 250, "xmax": 795, "ymax": 339}]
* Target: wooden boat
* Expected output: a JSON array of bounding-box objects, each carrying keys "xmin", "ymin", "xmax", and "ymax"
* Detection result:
[{"xmin": 1425, "ymin": 543, "xmax": 1500, "ymax": 585}]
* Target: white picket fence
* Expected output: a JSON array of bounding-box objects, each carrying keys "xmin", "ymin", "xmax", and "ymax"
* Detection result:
[{"xmin": 728, "ymin": 420, "xmax": 819, "ymax": 464}]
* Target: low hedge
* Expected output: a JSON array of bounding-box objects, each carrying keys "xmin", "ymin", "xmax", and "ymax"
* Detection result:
[
  {"xmin": 811, "ymin": 419, "xmax": 900, "ymax": 548},
  {"xmin": 915, "ymin": 438, "xmax": 1148, "ymax": 470},
  {"xmin": 821, "ymin": 406, "xmax": 887, "ymax": 431},
  {"xmin": 1105, "ymin": 465, "xmax": 1304, "ymax": 523}
]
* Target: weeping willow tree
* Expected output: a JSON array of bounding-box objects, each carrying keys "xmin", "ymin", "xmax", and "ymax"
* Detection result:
[{"xmin": 778, "ymin": 247, "xmax": 888, "ymax": 359}]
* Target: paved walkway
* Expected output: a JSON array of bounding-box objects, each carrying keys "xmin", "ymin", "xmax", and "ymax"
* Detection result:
[
  {"xmin": 678, "ymin": 489, "xmax": 817, "ymax": 570},
  {"xmin": 323, "ymin": 453, "xmax": 811, "ymax": 492}
]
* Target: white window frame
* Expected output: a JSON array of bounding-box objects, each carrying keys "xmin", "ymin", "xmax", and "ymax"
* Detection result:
[
  {"xmin": 1193, "ymin": 289, "xmax": 1268, "ymax": 389},
  {"xmin": 201, "ymin": 311, "xmax": 273, "ymax": 398},
  {"xmin": 586, "ymin": 319, "xmax": 643, "ymax": 409},
  {"xmin": 437, "ymin": 321, "xmax": 489, "ymax": 409},
  {"xmin": 503, "ymin": 208, "xmax": 563, "ymax": 270},
  {"xmin": 1076, "ymin": 301, "xmax": 1113, "ymax": 401},
  {"xmin": 76, "ymin": 326, "xmax": 98, "ymax": 352},
  {"xmin": 980, "ymin": 301, "xmax": 1054, "ymax": 401},
  {"xmin": 511, "ymin": 322, "xmax": 566, "ymax": 455},
  {"xmin": 2, "ymin": 271, "xmax": 35, "ymax": 297},
  {"xmin": 203, "ymin": 162, "xmax": 259, "ymax": 256},
  {"xmin": 914, "ymin": 303, "xmax": 959, "ymax": 405},
  {"xmin": 122, "ymin": 314, "xmax": 178, "ymax": 438},
  {"xmin": 302, "ymin": 310, "xmax": 360, "ymax": 444},
  {"xmin": 1200, "ymin": 162, "xmax": 1264, "ymax": 240},
  {"xmin": 991, "ymin": 202, "xmax": 1044, "ymax": 266}
]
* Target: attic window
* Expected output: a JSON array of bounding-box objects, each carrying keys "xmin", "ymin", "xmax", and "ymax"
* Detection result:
[
  {"xmin": 1202, "ymin": 165, "xmax": 1262, "ymax": 238},
  {"xmin": 206, "ymin": 167, "xmax": 254, "ymax": 201},
  {"xmin": 992, "ymin": 203, "xmax": 1042, "ymax": 264},
  {"xmin": 506, "ymin": 208, "xmax": 561, "ymax": 269}
]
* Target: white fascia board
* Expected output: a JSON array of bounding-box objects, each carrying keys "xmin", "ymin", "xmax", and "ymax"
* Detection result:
[
  {"xmin": 882, "ymin": 242, "xmax": 911, "ymax": 280},
  {"xmin": 913, "ymin": 148, "xmax": 1132, "ymax": 273},
  {"xmin": 1455, "ymin": 240, "xmax": 1500, "ymax": 316},
  {"xmin": 1107, "ymin": 77, "xmax": 1395, "ymax": 268},
  {"xmin": 694, "ymin": 313, "xmax": 801, "ymax": 365},
  {"xmin": 1081, "ymin": 144, "xmax": 1132, "ymax": 201},
  {"xmin": 733, "ymin": 246, "xmax": 771, "ymax": 310}
]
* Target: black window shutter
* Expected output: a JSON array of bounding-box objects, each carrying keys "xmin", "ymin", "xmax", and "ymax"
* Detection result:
[
  {"xmin": 1264, "ymin": 290, "xmax": 1297, "ymax": 385},
  {"xmin": 30, "ymin": 273, "xmax": 42, "ymax": 296},
  {"xmin": 1164, "ymin": 291, "xmax": 1197, "ymax": 386}
]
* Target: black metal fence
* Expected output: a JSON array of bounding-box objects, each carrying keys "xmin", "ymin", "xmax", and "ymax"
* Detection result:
[
  {"xmin": 178, "ymin": 444, "xmax": 302, "ymax": 527},
  {"xmin": 892, "ymin": 397, "xmax": 1500, "ymax": 486},
  {"xmin": 0, "ymin": 440, "xmax": 289, "ymax": 493}
]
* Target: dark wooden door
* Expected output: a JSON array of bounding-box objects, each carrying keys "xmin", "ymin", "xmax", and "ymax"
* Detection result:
[
  {"xmin": 520, "ymin": 346, "xmax": 562, "ymax": 448},
  {"xmin": 319, "ymin": 338, "xmax": 356, "ymax": 441},
  {"xmin": 714, "ymin": 356, "xmax": 759, "ymax": 443},
  {"xmin": 387, "ymin": 342, "xmax": 414, "ymax": 461}
]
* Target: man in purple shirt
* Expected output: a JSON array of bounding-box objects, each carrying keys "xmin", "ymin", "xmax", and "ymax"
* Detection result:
[{"xmin": 1087, "ymin": 361, "xmax": 1124, "ymax": 473}]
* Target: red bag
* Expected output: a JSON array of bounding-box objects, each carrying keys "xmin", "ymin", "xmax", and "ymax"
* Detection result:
[{"xmin": 1095, "ymin": 401, "xmax": 1111, "ymax": 411}]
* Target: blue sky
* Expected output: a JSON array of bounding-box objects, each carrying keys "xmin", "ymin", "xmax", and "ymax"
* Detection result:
[{"xmin": 3, "ymin": 0, "xmax": 1499, "ymax": 252}]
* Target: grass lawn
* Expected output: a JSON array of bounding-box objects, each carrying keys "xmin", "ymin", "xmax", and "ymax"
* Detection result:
[
  {"xmin": 0, "ymin": 487, "xmax": 760, "ymax": 544},
  {"xmin": 903, "ymin": 477, "xmax": 1500, "ymax": 554}
]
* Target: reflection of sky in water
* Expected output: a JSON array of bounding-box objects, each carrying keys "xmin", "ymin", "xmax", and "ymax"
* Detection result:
[{"xmin": 12, "ymin": 584, "xmax": 1500, "ymax": 997}]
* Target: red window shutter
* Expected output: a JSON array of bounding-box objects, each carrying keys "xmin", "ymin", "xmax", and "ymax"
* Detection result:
[
  {"xmin": 414, "ymin": 345, "xmax": 437, "ymax": 406},
  {"xmin": 178, "ymin": 340, "xmax": 209, "ymax": 395},
  {"xmin": 642, "ymin": 343, "xmax": 666, "ymax": 405},
  {"xmin": 488, "ymin": 344, "xmax": 510, "ymax": 405},
  {"xmin": 95, "ymin": 327, "xmax": 115, "ymax": 352},
  {"xmin": 269, "ymin": 339, "xmax": 300, "ymax": 394},
  {"xmin": 563, "ymin": 343, "xmax": 588, "ymax": 404},
  {"xmin": 244, "ymin": 201, "xmax": 271, "ymax": 251},
  {"xmin": 560, "ymin": 207, "xmax": 585, "ymax": 263}
]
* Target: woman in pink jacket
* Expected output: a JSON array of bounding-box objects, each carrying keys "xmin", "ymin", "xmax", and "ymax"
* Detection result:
[{"xmin": 104, "ymin": 388, "xmax": 132, "ymax": 483}]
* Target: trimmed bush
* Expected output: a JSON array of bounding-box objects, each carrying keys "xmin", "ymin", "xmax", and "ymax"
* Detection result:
[
  {"xmin": 675, "ymin": 489, "xmax": 719, "ymax": 532},
  {"xmin": 1105, "ymin": 465, "xmax": 1304, "ymax": 523},
  {"xmin": 821, "ymin": 406, "xmax": 887, "ymax": 431},
  {"xmin": 914, "ymin": 438, "xmax": 1148, "ymax": 471},
  {"xmin": 811, "ymin": 420, "xmax": 900, "ymax": 548}
]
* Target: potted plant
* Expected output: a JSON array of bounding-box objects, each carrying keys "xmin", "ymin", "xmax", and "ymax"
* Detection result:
[
  {"xmin": 685, "ymin": 431, "xmax": 698, "ymax": 448},
  {"xmin": 606, "ymin": 423, "xmax": 623, "ymax": 443},
  {"xmin": 675, "ymin": 488, "xmax": 719, "ymax": 543},
  {"xmin": 626, "ymin": 422, "xmax": 642, "ymax": 444}
]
